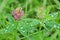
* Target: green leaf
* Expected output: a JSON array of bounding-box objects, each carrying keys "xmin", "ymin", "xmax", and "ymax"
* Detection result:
[
  {"xmin": 17, "ymin": 18, "xmax": 40, "ymax": 36},
  {"xmin": 45, "ymin": 20, "xmax": 60, "ymax": 29},
  {"xmin": 46, "ymin": 5, "xmax": 52, "ymax": 15}
]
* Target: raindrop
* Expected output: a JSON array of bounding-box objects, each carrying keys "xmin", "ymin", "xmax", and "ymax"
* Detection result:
[
  {"xmin": 5, "ymin": 29, "xmax": 8, "ymax": 33},
  {"xmin": 12, "ymin": 24, "xmax": 14, "ymax": 26},
  {"xmin": 18, "ymin": 23, "xmax": 20, "ymax": 25},
  {"xmin": 54, "ymin": 25, "xmax": 57, "ymax": 28},
  {"xmin": 30, "ymin": 30, "xmax": 33, "ymax": 33},
  {"xmin": 22, "ymin": 31, "xmax": 25, "ymax": 33},
  {"xmin": 47, "ymin": 21, "xmax": 49, "ymax": 23},
  {"xmin": 56, "ymin": 13, "xmax": 58, "ymax": 14},
  {"xmin": 6, "ymin": 27, "xmax": 9, "ymax": 29},
  {"xmin": 30, "ymin": 24, "xmax": 33, "ymax": 27},
  {"xmin": 26, "ymin": 23, "xmax": 28, "ymax": 24},
  {"xmin": 21, "ymin": 27, "xmax": 23, "ymax": 29},
  {"xmin": 40, "ymin": 22, "xmax": 42, "ymax": 24},
  {"xmin": 51, "ymin": 15, "xmax": 54, "ymax": 17},
  {"xmin": 57, "ymin": 26, "xmax": 60, "ymax": 28}
]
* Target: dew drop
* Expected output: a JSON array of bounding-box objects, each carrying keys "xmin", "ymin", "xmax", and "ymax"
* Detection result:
[
  {"xmin": 57, "ymin": 26, "xmax": 59, "ymax": 28},
  {"xmin": 21, "ymin": 27, "xmax": 23, "ymax": 29},
  {"xmin": 5, "ymin": 29, "xmax": 8, "ymax": 33},
  {"xmin": 26, "ymin": 23, "xmax": 28, "ymax": 24},
  {"xmin": 30, "ymin": 24, "xmax": 33, "ymax": 27},
  {"xmin": 51, "ymin": 15, "xmax": 54, "ymax": 17},
  {"xmin": 40, "ymin": 22, "xmax": 42, "ymax": 24},
  {"xmin": 12, "ymin": 24, "xmax": 14, "ymax": 26},
  {"xmin": 6, "ymin": 27, "xmax": 9, "ymax": 29},
  {"xmin": 22, "ymin": 31, "xmax": 25, "ymax": 33},
  {"xmin": 54, "ymin": 25, "xmax": 57, "ymax": 28}
]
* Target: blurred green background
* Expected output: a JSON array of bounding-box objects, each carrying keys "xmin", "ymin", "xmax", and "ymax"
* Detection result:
[{"xmin": 0, "ymin": 0, "xmax": 60, "ymax": 40}]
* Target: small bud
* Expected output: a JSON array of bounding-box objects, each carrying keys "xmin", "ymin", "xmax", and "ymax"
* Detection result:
[
  {"xmin": 36, "ymin": 6, "xmax": 45, "ymax": 19},
  {"xmin": 13, "ymin": 7, "xmax": 24, "ymax": 20}
]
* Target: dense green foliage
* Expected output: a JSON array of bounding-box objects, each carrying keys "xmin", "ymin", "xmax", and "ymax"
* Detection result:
[{"xmin": 0, "ymin": 0, "xmax": 60, "ymax": 40}]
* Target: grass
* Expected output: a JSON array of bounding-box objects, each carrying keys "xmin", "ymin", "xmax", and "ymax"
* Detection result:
[{"xmin": 0, "ymin": 0, "xmax": 60, "ymax": 40}]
